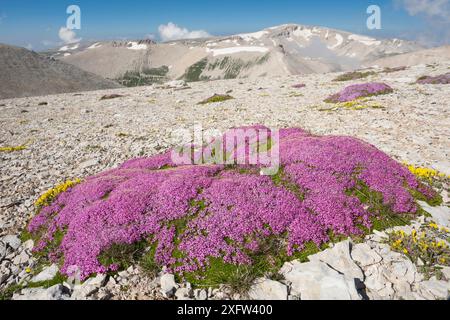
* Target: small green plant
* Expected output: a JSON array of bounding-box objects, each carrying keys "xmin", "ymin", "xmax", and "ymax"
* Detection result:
[
  {"xmin": 387, "ymin": 223, "xmax": 450, "ymax": 280},
  {"xmin": 98, "ymin": 241, "xmax": 148, "ymax": 271},
  {"xmin": 0, "ymin": 145, "xmax": 27, "ymax": 153},
  {"xmin": 333, "ymin": 71, "xmax": 376, "ymax": 82},
  {"xmin": 26, "ymin": 272, "xmax": 67, "ymax": 289},
  {"xmin": 0, "ymin": 284, "xmax": 23, "ymax": 300},
  {"xmin": 198, "ymin": 94, "xmax": 234, "ymax": 105}
]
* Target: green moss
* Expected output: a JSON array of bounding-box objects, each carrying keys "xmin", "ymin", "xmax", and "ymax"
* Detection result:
[
  {"xmin": 409, "ymin": 188, "xmax": 443, "ymax": 207},
  {"xmin": 333, "ymin": 71, "xmax": 376, "ymax": 82},
  {"xmin": 139, "ymin": 243, "xmax": 161, "ymax": 278},
  {"xmin": 271, "ymin": 168, "xmax": 305, "ymax": 201},
  {"xmin": 0, "ymin": 284, "xmax": 23, "ymax": 300},
  {"xmin": 26, "ymin": 272, "xmax": 67, "ymax": 289},
  {"xmin": 348, "ymin": 182, "xmax": 414, "ymax": 232},
  {"xmin": 198, "ymin": 94, "xmax": 234, "ymax": 105},
  {"xmin": 98, "ymin": 241, "xmax": 148, "ymax": 271}
]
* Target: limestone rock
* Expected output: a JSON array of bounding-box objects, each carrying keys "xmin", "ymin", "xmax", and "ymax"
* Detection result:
[
  {"xmin": 71, "ymin": 274, "xmax": 107, "ymax": 300},
  {"xmin": 418, "ymin": 280, "xmax": 450, "ymax": 300},
  {"xmin": 351, "ymin": 243, "xmax": 382, "ymax": 267},
  {"xmin": 309, "ymin": 240, "xmax": 364, "ymax": 281},
  {"xmin": 13, "ymin": 284, "xmax": 70, "ymax": 300},
  {"xmin": 2, "ymin": 235, "xmax": 21, "ymax": 250},
  {"xmin": 194, "ymin": 289, "xmax": 208, "ymax": 300},
  {"xmin": 418, "ymin": 201, "xmax": 450, "ymax": 228},
  {"xmin": 248, "ymin": 278, "xmax": 288, "ymax": 300},
  {"xmin": 280, "ymin": 260, "xmax": 360, "ymax": 300},
  {"xmin": 31, "ymin": 264, "xmax": 59, "ymax": 283},
  {"xmin": 160, "ymin": 273, "xmax": 177, "ymax": 298}
]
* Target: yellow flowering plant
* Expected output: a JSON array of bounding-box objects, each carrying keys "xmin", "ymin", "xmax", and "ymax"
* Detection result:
[
  {"xmin": 387, "ymin": 222, "xmax": 450, "ymax": 280},
  {"xmin": 0, "ymin": 145, "xmax": 27, "ymax": 153},
  {"xmin": 35, "ymin": 179, "xmax": 82, "ymax": 208}
]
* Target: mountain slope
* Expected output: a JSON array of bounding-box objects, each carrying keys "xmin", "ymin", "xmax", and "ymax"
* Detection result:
[
  {"xmin": 0, "ymin": 44, "xmax": 122, "ymax": 99},
  {"xmin": 368, "ymin": 45, "xmax": 450, "ymax": 68},
  {"xmin": 52, "ymin": 24, "xmax": 424, "ymax": 84}
]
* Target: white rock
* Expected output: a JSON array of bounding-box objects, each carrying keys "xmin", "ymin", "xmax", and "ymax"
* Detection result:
[
  {"xmin": 13, "ymin": 250, "xmax": 30, "ymax": 265},
  {"xmin": 164, "ymin": 80, "xmax": 187, "ymax": 89},
  {"xmin": 194, "ymin": 289, "xmax": 208, "ymax": 300},
  {"xmin": 31, "ymin": 264, "xmax": 59, "ymax": 283},
  {"xmin": 13, "ymin": 284, "xmax": 70, "ymax": 300},
  {"xmin": 160, "ymin": 273, "xmax": 177, "ymax": 297},
  {"xmin": 418, "ymin": 280, "xmax": 450, "ymax": 300},
  {"xmin": 71, "ymin": 274, "xmax": 107, "ymax": 300},
  {"xmin": 2, "ymin": 235, "xmax": 21, "ymax": 250},
  {"xmin": 0, "ymin": 269, "xmax": 10, "ymax": 285},
  {"xmin": 175, "ymin": 287, "xmax": 192, "ymax": 300},
  {"xmin": 0, "ymin": 242, "xmax": 6, "ymax": 260},
  {"xmin": 22, "ymin": 239, "xmax": 34, "ymax": 251},
  {"xmin": 280, "ymin": 260, "xmax": 360, "ymax": 300},
  {"xmin": 309, "ymin": 240, "xmax": 364, "ymax": 281},
  {"xmin": 440, "ymin": 266, "xmax": 450, "ymax": 280},
  {"xmin": 383, "ymin": 260, "xmax": 418, "ymax": 285},
  {"xmin": 351, "ymin": 243, "xmax": 382, "ymax": 267},
  {"xmin": 365, "ymin": 265, "xmax": 389, "ymax": 292},
  {"xmin": 373, "ymin": 230, "xmax": 388, "ymax": 239},
  {"xmin": 78, "ymin": 158, "xmax": 100, "ymax": 170},
  {"xmin": 418, "ymin": 201, "xmax": 450, "ymax": 228},
  {"xmin": 248, "ymin": 278, "xmax": 288, "ymax": 300}
]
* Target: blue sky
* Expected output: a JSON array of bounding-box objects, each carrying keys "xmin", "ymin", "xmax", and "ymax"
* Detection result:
[{"xmin": 0, "ymin": 0, "xmax": 448, "ymax": 50}]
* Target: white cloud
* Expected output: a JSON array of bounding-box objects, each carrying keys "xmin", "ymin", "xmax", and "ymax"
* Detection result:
[
  {"xmin": 395, "ymin": 0, "xmax": 450, "ymax": 46},
  {"xmin": 58, "ymin": 27, "xmax": 81, "ymax": 44},
  {"xmin": 158, "ymin": 22, "xmax": 211, "ymax": 41},
  {"xmin": 25, "ymin": 44, "xmax": 33, "ymax": 50},
  {"xmin": 396, "ymin": 0, "xmax": 450, "ymax": 21}
]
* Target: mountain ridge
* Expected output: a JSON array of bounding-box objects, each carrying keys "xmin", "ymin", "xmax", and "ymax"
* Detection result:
[
  {"xmin": 46, "ymin": 24, "xmax": 426, "ymax": 83},
  {"xmin": 0, "ymin": 43, "xmax": 122, "ymax": 100}
]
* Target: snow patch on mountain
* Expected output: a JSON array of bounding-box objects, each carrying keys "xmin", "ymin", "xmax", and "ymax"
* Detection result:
[
  {"xmin": 348, "ymin": 35, "xmax": 381, "ymax": 46},
  {"xmin": 206, "ymin": 46, "xmax": 269, "ymax": 56},
  {"xmin": 127, "ymin": 42, "xmax": 148, "ymax": 50}
]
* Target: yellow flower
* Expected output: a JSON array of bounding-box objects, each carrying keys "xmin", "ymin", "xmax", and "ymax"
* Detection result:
[
  {"xmin": 403, "ymin": 248, "xmax": 408, "ymax": 254},
  {"xmin": 35, "ymin": 178, "xmax": 82, "ymax": 208},
  {"xmin": 0, "ymin": 145, "xmax": 27, "ymax": 153},
  {"xmin": 428, "ymin": 223, "xmax": 439, "ymax": 230},
  {"xmin": 25, "ymin": 267, "xmax": 31, "ymax": 273}
]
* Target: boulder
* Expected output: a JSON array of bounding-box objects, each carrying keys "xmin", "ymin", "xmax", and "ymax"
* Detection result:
[
  {"xmin": 0, "ymin": 242, "xmax": 6, "ymax": 260},
  {"xmin": 248, "ymin": 278, "xmax": 288, "ymax": 300},
  {"xmin": 71, "ymin": 274, "xmax": 107, "ymax": 300},
  {"xmin": 418, "ymin": 280, "xmax": 450, "ymax": 300},
  {"xmin": 2, "ymin": 235, "xmax": 21, "ymax": 250},
  {"xmin": 31, "ymin": 264, "xmax": 59, "ymax": 283},
  {"xmin": 280, "ymin": 260, "xmax": 360, "ymax": 300},
  {"xmin": 309, "ymin": 240, "xmax": 364, "ymax": 281},
  {"xmin": 160, "ymin": 274, "xmax": 178, "ymax": 298},
  {"xmin": 13, "ymin": 284, "xmax": 70, "ymax": 300},
  {"xmin": 175, "ymin": 287, "xmax": 193, "ymax": 300},
  {"xmin": 351, "ymin": 243, "xmax": 382, "ymax": 267},
  {"xmin": 418, "ymin": 201, "xmax": 450, "ymax": 228},
  {"xmin": 194, "ymin": 289, "xmax": 208, "ymax": 300}
]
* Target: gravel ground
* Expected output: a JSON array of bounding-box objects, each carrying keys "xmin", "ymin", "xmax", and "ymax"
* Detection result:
[{"xmin": 0, "ymin": 62, "xmax": 449, "ymax": 300}]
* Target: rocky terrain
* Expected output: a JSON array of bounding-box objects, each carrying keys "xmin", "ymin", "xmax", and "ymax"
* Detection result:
[
  {"xmin": 50, "ymin": 24, "xmax": 423, "ymax": 82},
  {"xmin": 0, "ymin": 44, "xmax": 122, "ymax": 99},
  {"xmin": 0, "ymin": 60, "xmax": 449, "ymax": 300},
  {"xmin": 370, "ymin": 45, "xmax": 450, "ymax": 68}
]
